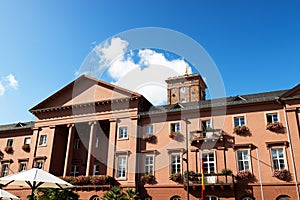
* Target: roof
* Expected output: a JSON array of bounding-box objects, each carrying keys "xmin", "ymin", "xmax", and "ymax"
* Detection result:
[
  {"xmin": 0, "ymin": 121, "xmax": 34, "ymax": 132},
  {"xmin": 30, "ymin": 74, "xmax": 142, "ymax": 112},
  {"xmin": 140, "ymin": 89, "xmax": 288, "ymax": 116}
]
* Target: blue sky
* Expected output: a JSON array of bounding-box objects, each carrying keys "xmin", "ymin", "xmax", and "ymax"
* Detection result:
[{"xmin": 0, "ymin": 0, "xmax": 299, "ymax": 124}]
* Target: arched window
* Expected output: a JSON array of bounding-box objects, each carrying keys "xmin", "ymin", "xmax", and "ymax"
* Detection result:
[
  {"xmin": 170, "ymin": 195, "xmax": 180, "ymax": 200},
  {"xmin": 242, "ymin": 197, "xmax": 254, "ymax": 200},
  {"xmin": 206, "ymin": 196, "xmax": 219, "ymax": 200},
  {"xmin": 276, "ymin": 195, "xmax": 290, "ymax": 200},
  {"xmin": 90, "ymin": 196, "xmax": 100, "ymax": 200}
]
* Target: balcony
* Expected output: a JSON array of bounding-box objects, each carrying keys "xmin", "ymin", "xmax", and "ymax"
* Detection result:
[
  {"xmin": 190, "ymin": 129, "xmax": 223, "ymax": 143},
  {"xmin": 184, "ymin": 174, "xmax": 234, "ymax": 190}
]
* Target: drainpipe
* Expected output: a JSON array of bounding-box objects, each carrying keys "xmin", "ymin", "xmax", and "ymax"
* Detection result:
[
  {"xmin": 277, "ymin": 97, "xmax": 300, "ymax": 200},
  {"xmin": 255, "ymin": 148, "xmax": 264, "ymax": 200}
]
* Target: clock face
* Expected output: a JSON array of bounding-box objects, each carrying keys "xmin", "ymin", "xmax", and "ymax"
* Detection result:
[{"xmin": 180, "ymin": 87, "xmax": 185, "ymax": 94}]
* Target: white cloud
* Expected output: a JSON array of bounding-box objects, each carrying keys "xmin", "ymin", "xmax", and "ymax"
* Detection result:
[
  {"xmin": 80, "ymin": 37, "xmax": 192, "ymax": 105},
  {"xmin": 6, "ymin": 74, "xmax": 18, "ymax": 89},
  {"xmin": 93, "ymin": 37, "xmax": 129, "ymax": 67},
  {"xmin": 0, "ymin": 82, "xmax": 5, "ymax": 96},
  {"xmin": 109, "ymin": 49, "xmax": 191, "ymax": 105}
]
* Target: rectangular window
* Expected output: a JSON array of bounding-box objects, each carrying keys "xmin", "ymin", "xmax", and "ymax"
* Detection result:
[
  {"xmin": 70, "ymin": 165, "xmax": 79, "ymax": 176},
  {"xmin": 202, "ymin": 120, "xmax": 212, "ymax": 130},
  {"xmin": 93, "ymin": 164, "xmax": 100, "ymax": 175},
  {"xmin": 202, "ymin": 152, "xmax": 216, "ymax": 174},
  {"xmin": 234, "ymin": 116, "xmax": 245, "ymax": 127},
  {"xmin": 267, "ymin": 113, "xmax": 279, "ymax": 123},
  {"xmin": 6, "ymin": 139, "xmax": 13, "ymax": 147},
  {"xmin": 145, "ymin": 125, "xmax": 154, "ymax": 135},
  {"xmin": 35, "ymin": 161, "xmax": 43, "ymax": 169},
  {"xmin": 117, "ymin": 156, "xmax": 127, "ymax": 178},
  {"xmin": 39, "ymin": 135, "xmax": 47, "ymax": 146},
  {"xmin": 1, "ymin": 164, "xmax": 9, "ymax": 177},
  {"xmin": 271, "ymin": 148, "xmax": 286, "ymax": 170},
  {"xmin": 95, "ymin": 138, "xmax": 99, "ymax": 148},
  {"xmin": 237, "ymin": 150, "xmax": 250, "ymax": 171},
  {"xmin": 171, "ymin": 154, "xmax": 181, "ymax": 174},
  {"xmin": 145, "ymin": 155, "xmax": 154, "ymax": 174},
  {"xmin": 24, "ymin": 137, "xmax": 31, "ymax": 145},
  {"xmin": 119, "ymin": 127, "xmax": 128, "ymax": 139},
  {"xmin": 74, "ymin": 139, "xmax": 80, "ymax": 149},
  {"xmin": 19, "ymin": 163, "xmax": 27, "ymax": 172},
  {"xmin": 170, "ymin": 122, "xmax": 180, "ymax": 133}
]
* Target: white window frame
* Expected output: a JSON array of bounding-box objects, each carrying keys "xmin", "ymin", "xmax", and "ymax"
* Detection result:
[
  {"xmin": 93, "ymin": 164, "xmax": 100, "ymax": 175},
  {"xmin": 266, "ymin": 112, "xmax": 279, "ymax": 123},
  {"xmin": 170, "ymin": 122, "xmax": 181, "ymax": 133},
  {"xmin": 19, "ymin": 163, "xmax": 27, "ymax": 172},
  {"xmin": 116, "ymin": 155, "xmax": 127, "ymax": 179},
  {"xmin": 205, "ymin": 196, "xmax": 219, "ymax": 200},
  {"xmin": 35, "ymin": 161, "xmax": 44, "ymax": 169},
  {"xmin": 95, "ymin": 137, "xmax": 99, "ymax": 148},
  {"xmin": 201, "ymin": 119, "xmax": 212, "ymax": 130},
  {"xmin": 170, "ymin": 154, "xmax": 182, "ymax": 174},
  {"xmin": 39, "ymin": 135, "xmax": 47, "ymax": 146},
  {"xmin": 271, "ymin": 147, "xmax": 287, "ymax": 171},
  {"xmin": 145, "ymin": 125, "xmax": 154, "ymax": 135},
  {"xmin": 24, "ymin": 137, "xmax": 31, "ymax": 145},
  {"xmin": 237, "ymin": 150, "xmax": 251, "ymax": 171},
  {"xmin": 6, "ymin": 139, "xmax": 13, "ymax": 147},
  {"xmin": 202, "ymin": 151, "xmax": 216, "ymax": 174},
  {"xmin": 1, "ymin": 164, "xmax": 9, "ymax": 177},
  {"xmin": 70, "ymin": 165, "xmax": 79, "ymax": 177},
  {"xmin": 118, "ymin": 127, "xmax": 128, "ymax": 140},
  {"xmin": 233, "ymin": 116, "xmax": 246, "ymax": 127},
  {"xmin": 74, "ymin": 139, "xmax": 80, "ymax": 149},
  {"xmin": 144, "ymin": 154, "xmax": 155, "ymax": 175}
]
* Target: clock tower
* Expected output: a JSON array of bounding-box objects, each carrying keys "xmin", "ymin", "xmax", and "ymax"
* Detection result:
[{"xmin": 165, "ymin": 73, "xmax": 207, "ymax": 105}]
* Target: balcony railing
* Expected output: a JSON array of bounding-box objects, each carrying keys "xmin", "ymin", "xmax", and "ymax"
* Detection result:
[
  {"xmin": 184, "ymin": 174, "xmax": 234, "ymax": 185},
  {"xmin": 191, "ymin": 129, "xmax": 223, "ymax": 143}
]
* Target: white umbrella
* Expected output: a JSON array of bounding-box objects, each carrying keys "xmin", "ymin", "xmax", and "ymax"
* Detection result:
[
  {"xmin": 0, "ymin": 168, "xmax": 74, "ymax": 199},
  {"xmin": 0, "ymin": 189, "xmax": 20, "ymax": 200}
]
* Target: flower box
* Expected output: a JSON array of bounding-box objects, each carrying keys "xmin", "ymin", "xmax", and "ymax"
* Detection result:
[
  {"xmin": 273, "ymin": 169, "xmax": 291, "ymax": 181},
  {"xmin": 22, "ymin": 144, "xmax": 30, "ymax": 152},
  {"xmin": 233, "ymin": 126, "xmax": 249, "ymax": 135},
  {"xmin": 169, "ymin": 173, "xmax": 182, "ymax": 182},
  {"xmin": 266, "ymin": 122, "xmax": 283, "ymax": 132},
  {"xmin": 143, "ymin": 134, "xmax": 157, "ymax": 143},
  {"xmin": 236, "ymin": 170, "xmax": 252, "ymax": 180},
  {"xmin": 221, "ymin": 169, "xmax": 233, "ymax": 175},
  {"xmin": 4, "ymin": 146, "xmax": 13, "ymax": 154},
  {"xmin": 141, "ymin": 174, "xmax": 156, "ymax": 184},
  {"xmin": 169, "ymin": 132, "xmax": 179, "ymax": 139}
]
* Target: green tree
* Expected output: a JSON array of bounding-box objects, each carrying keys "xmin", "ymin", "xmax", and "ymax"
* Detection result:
[
  {"xmin": 36, "ymin": 188, "xmax": 79, "ymax": 200},
  {"xmin": 102, "ymin": 186, "xmax": 140, "ymax": 200},
  {"xmin": 124, "ymin": 188, "xmax": 140, "ymax": 200}
]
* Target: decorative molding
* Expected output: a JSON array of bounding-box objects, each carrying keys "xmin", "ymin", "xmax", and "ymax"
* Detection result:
[{"xmin": 266, "ymin": 141, "xmax": 289, "ymax": 148}]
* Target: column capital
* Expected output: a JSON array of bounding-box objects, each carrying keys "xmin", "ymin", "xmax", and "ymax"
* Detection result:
[
  {"xmin": 67, "ymin": 123, "xmax": 74, "ymax": 128},
  {"xmin": 109, "ymin": 118, "xmax": 119, "ymax": 122},
  {"xmin": 88, "ymin": 121, "xmax": 97, "ymax": 126},
  {"xmin": 49, "ymin": 125, "xmax": 56, "ymax": 129}
]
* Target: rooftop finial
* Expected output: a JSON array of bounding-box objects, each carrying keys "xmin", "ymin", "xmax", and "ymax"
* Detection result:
[{"xmin": 185, "ymin": 64, "xmax": 189, "ymax": 75}]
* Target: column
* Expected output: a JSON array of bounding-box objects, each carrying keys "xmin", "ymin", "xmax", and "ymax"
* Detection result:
[
  {"xmin": 106, "ymin": 118, "xmax": 118, "ymax": 177},
  {"xmin": 86, "ymin": 121, "xmax": 96, "ymax": 176},
  {"xmin": 63, "ymin": 124, "xmax": 74, "ymax": 177}
]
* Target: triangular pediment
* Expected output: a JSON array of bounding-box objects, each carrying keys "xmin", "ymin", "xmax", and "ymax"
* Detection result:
[
  {"xmin": 281, "ymin": 84, "xmax": 300, "ymax": 98},
  {"xmin": 30, "ymin": 75, "xmax": 141, "ymax": 111}
]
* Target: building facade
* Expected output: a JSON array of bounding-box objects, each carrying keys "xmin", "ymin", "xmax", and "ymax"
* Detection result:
[{"xmin": 0, "ymin": 73, "xmax": 300, "ymax": 200}]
